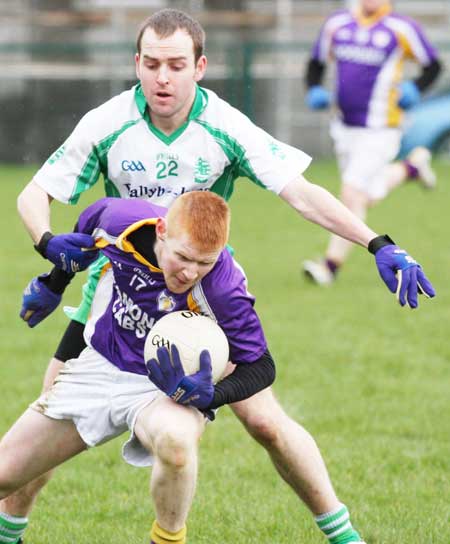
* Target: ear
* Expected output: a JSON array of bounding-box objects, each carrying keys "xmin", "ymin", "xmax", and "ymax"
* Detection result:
[
  {"xmin": 135, "ymin": 53, "xmax": 141, "ymax": 79},
  {"xmin": 155, "ymin": 217, "xmax": 167, "ymax": 241},
  {"xmin": 194, "ymin": 55, "xmax": 207, "ymax": 83}
]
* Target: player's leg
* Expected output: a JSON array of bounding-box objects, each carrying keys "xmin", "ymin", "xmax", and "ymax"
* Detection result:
[
  {"xmin": 134, "ymin": 397, "xmax": 206, "ymax": 544},
  {"xmin": 0, "ymin": 408, "xmax": 86, "ymax": 543},
  {"xmin": 386, "ymin": 146, "xmax": 436, "ymax": 191},
  {"xmin": 368, "ymin": 131, "xmax": 436, "ymax": 192},
  {"xmin": 0, "ymin": 409, "xmax": 86, "ymax": 496},
  {"xmin": 304, "ymin": 125, "xmax": 400, "ymax": 284},
  {"xmin": 0, "ymin": 320, "xmax": 86, "ymax": 536},
  {"xmin": 231, "ymin": 388, "xmax": 339, "ymax": 512},
  {"xmin": 231, "ymin": 388, "xmax": 365, "ymax": 543},
  {"xmin": 0, "ymin": 263, "xmax": 100, "ymax": 541}
]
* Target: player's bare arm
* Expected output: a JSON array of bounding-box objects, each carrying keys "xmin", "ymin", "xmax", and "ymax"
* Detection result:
[
  {"xmin": 17, "ymin": 180, "xmax": 53, "ymax": 244},
  {"xmin": 280, "ymin": 174, "xmax": 377, "ymax": 247},
  {"xmin": 280, "ymin": 174, "xmax": 435, "ymax": 308}
]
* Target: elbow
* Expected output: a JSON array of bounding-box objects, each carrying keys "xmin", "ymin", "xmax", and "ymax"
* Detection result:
[
  {"xmin": 17, "ymin": 186, "xmax": 29, "ymax": 219},
  {"xmin": 17, "ymin": 185, "xmax": 25, "ymax": 209},
  {"xmin": 17, "ymin": 181, "xmax": 51, "ymax": 218}
]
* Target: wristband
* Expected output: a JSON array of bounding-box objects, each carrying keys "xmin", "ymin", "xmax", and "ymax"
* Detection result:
[
  {"xmin": 39, "ymin": 266, "xmax": 75, "ymax": 294},
  {"xmin": 34, "ymin": 231, "xmax": 54, "ymax": 258},
  {"xmin": 368, "ymin": 234, "xmax": 395, "ymax": 255}
]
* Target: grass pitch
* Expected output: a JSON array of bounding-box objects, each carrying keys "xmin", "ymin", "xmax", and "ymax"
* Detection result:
[{"xmin": 0, "ymin": 160, "xmax": 449, "ymax": 543}]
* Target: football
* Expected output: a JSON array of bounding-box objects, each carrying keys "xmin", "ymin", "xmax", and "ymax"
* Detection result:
[{"xmin": 144, "ymin": 311, "xmax": 229, "ymax": 383}]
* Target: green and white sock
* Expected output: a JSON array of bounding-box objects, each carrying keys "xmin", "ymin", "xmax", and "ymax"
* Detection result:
[
  {"xmin": 0, "ymin": 512, "xmax": 28, "ymax": 544},
  {"xmin": 315, "ymin": 503, "xmax": 362, "ymax": 544}
]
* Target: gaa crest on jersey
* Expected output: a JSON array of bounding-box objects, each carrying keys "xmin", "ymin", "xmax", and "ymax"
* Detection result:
[
  {"xmin": 121, "ymin": 160, "xmax": 146, "ymax": 172},
  {"xmin": 157, "ymin": 290, "xmax": 176, "ymax": 312}
]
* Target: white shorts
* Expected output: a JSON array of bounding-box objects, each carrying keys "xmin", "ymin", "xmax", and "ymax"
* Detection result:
[
  {"xmin": 31, "ymin": 347, "xmax": 164, "ymax": 467},
  {"xmin": 330, "ymin": 120, "xmax": 402, "ymax": 200}
]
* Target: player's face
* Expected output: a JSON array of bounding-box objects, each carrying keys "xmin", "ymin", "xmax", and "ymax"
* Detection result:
[
  {"xmin": 155, "ymin": 219, "xmax": 221, "ymax": 294},
  {"xmin": 135, "ymin": 28, "xmax": 207, "ymax": 131},
  {"xmin": 359, "ymin": 0, "xmax": 390, "ymax": 15}
]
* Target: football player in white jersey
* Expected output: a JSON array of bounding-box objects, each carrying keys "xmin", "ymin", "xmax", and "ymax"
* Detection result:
[
  {"xmin": 303, "ymin": 0, "xmax": 442, "ymax": 285},
  {"xmin": 6, "ymin": 8, "xmax": 434, "ymax": 544}
]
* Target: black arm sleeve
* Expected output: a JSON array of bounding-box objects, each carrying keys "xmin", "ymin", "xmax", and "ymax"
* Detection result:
[
  {"xmin": 208, "ymin": 350, "xmax": 276, "ymax": 409},
  {"xmin": 39, "ymin": 266, "xmax": 75, "ymax": 294},
  {"xmin": 305, "ymin": 58, "xmax": 327, "ymax": 89},
  {"xmin": 414, "ymin": 58, "xmax": 442, "ymax": 92}
]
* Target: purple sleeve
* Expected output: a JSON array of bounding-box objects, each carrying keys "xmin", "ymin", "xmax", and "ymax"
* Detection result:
[
  {"xmin": 201, "ymin": 252, "xmax": 268, "ymax": 364},
  {"xmin": 311, "ymin": 10, "xmax": 348, "ymax": 62},
  {"xmin": 311, "ymin": 20, "xmax": 328, "ymax": 61},
  {"xmin": 75, "ymin": 197, "xmax": 112, "ymax": 234},
  {"xmin": 76, "ymin": 197, "xmax": 168, "ymax": 237},
  {"xmin": 390, "ymin": 14, "xmax": 439, "ymax": 65},
  {"xmin": 408, "ymin": 17, "xmax": 439, "ymax": 65}
]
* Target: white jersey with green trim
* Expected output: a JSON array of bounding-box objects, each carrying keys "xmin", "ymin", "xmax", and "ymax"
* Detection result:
[{"xmin": 33, "ymin": 84, "xmax": 311, "ymax": 206}]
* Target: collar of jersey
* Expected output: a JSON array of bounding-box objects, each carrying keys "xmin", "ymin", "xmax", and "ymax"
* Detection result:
[
  {"xmin": 354, "ymin": 3, "xmax": 392, "ymax": 26},
  {"xmin": 134, "ymin": 83, "xmax": 208, "ymax": 145},
  {"xmin": 115, "ymin": 218, "xmax": 162, "ymax": 272}
]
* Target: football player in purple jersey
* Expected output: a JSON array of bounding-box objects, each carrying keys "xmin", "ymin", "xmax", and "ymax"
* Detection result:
[
  {"xmin": 1, "ymin": 191, "xmax": 362, "ymax": 543},
  {"xmin": 303, "ymin": 0, "xmax": 442, "ymax": 285}
]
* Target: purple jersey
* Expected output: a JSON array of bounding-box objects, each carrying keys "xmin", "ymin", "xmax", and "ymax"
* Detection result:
[
  {"xmin": 311, "ymin": 6, "xmax": 438, "ymax": 128},
  {"xmin": 77, "ymin": 198, "xmax": 267, "ymax": 375}
]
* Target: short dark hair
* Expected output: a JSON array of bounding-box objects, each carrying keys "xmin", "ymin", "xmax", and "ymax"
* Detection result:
[{"xmin": 136, "ymin": 9, "xmax": 205, "ymax": 62}]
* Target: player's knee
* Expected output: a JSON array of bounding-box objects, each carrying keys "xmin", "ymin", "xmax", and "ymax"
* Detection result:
[
  {"xmin": 241, "ymin": 411, "xmax": 280, "ymax": 446},
  {"xmin": 153, "ymin": 429, "xmax": 196, "ymax": 468}
]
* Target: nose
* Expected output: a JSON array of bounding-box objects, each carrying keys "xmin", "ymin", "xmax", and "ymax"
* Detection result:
[
  {"xmin": 181, "ymin": 264, "xmax": 198, "ymax": 282},
  {"xmin": 156, "ymin": 66, "xmax": 169, "ymax": 85}
]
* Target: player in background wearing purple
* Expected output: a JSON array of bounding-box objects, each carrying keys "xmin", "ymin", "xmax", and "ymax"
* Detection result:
[
  {"xmin": 302, "ymin": 0, "xmax": 442, "ymax": 285},
  {"xmin": 5, "ymin": 8, "xmax": 435, "ymax": 544},
  {"xmin": 0, "ymin": 192, "xmax": 280, "ymax": 544}
]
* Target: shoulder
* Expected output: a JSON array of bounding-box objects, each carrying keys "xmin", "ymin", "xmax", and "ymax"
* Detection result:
[
  {"xmin": 201, "ymin": 250, "xmax": 248, "ymax": 301},
  {"xmin": 77, "ymin": 86, "xmax": 142, "ymax": 141},
  {"xmin": 196, "ymin": 87, "xmax": 270, "ymax": 150},
  {"xmin": 384, "ymin": 12, "xmax": 424, "ymax": 35},
  {"xmin": 198, "ymin": 87, "xmax": 254, "ymax": 130},
  {"xmin": 87, "ymin": 197, "xmax": 166, "ymax": 232},
  {"xmin": 321, "ymin": 9, "xmax": 353, "ymax": 30}
]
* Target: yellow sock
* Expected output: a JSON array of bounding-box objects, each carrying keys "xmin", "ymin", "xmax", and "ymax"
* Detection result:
[{"xmin": 150, "ymin": 520, "xmax": 187, "ymax": 544}]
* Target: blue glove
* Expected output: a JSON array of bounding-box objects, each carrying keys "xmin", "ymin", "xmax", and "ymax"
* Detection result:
[
  {"xmin": 146, "ymin": 344, "xmax": 214, "ymax": 410},
  {"xmin": 20, "ymin": 275, "xmax": 62, "ymax": 327},
  {"xmin": 306, "ymin": 86, "xmax": 331, "ymax": 110},
  {"xmin": 44, "ymin": 233, "xmax": 99, "ymax": 273},
  {"xmin": 372, "ymin": 241, "xmax": 435, "ymax": 308},
  {"xmin": 398, "ymin": 80, "xmax": 420, "ymax": 110}
]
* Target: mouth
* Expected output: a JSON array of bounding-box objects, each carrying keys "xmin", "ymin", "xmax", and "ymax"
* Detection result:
[
  {"xmin": 155, "ymin": 91, "xmax": 172, "ymax": 100},
  {"xmin": 175, "ymin": 276, "xmax": 190, "ymax": 287}
]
